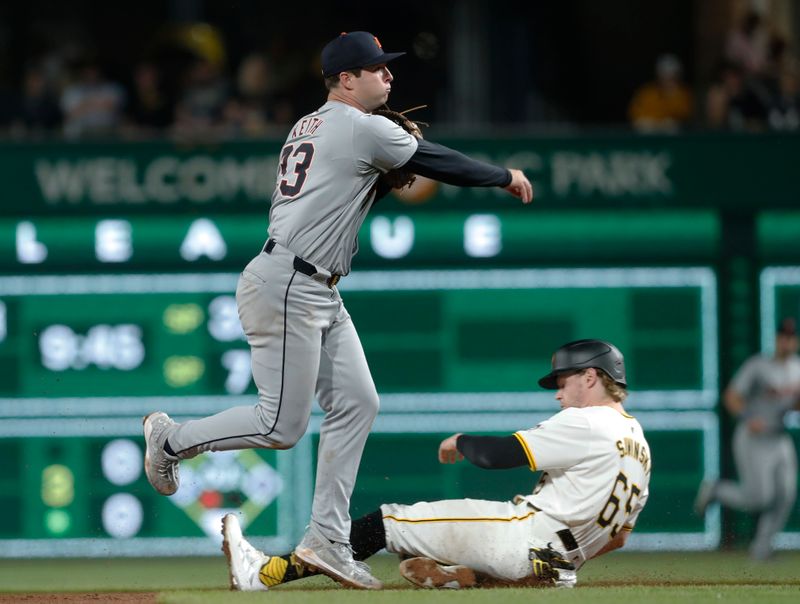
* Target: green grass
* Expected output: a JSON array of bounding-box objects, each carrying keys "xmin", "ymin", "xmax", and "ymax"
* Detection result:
[{"xmin": 1, "ymin": 551, "xmax": 799, "ymax": 603}]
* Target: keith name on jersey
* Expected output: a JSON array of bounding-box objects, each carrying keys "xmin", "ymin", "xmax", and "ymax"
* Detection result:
[{"xmin": 291, "ymin": 117, "xmax": 324, "ymax": 139}]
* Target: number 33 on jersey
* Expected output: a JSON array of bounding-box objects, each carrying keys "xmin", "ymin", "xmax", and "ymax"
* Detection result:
[{"xmin": 278, "ymin": 142, "xmax": 315, "ymax": 197}]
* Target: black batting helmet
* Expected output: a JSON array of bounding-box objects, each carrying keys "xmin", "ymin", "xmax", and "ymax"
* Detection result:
[{"xmin": 538, "ymin": 339, "xmax": 627, "ymax": 390}]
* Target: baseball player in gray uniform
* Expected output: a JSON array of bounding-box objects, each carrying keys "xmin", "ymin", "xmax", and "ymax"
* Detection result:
[
  {"xmin": 218, "ymin": 339, "xmax": 651, "ymax": 591},
  {"xmin": 695, "ymin": 317, "xmax": 800, "ymax": 560},
  {"xmin": 143, "ymin": 30, "xmax": 533, "ymax": 590}
]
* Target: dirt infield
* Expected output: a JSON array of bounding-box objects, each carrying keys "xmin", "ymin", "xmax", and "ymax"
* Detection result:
[{"xmin": 0, "ymin": 595, "xmax": 156, "ymax": 603}]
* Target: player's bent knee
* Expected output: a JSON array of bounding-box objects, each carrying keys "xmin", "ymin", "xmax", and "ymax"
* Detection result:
[
  {"xmin": 269, "ymin": 419, "xmax": 310, "ymax": 449},
  {"xmin": 269, "ymin": 433, "xmax": 302, "ymax": 449},
  {"xmin": 278, "ymin": 429, "xmax": 307, "ymax": 448}
]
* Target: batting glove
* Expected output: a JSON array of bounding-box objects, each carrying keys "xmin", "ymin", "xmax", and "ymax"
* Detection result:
[{"xmin": 528, "ymin": 545, "xmax": 577, "ymax": 588}]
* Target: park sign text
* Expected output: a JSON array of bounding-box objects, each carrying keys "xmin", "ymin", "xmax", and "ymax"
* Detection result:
[{"xmin": 0, "ymin": 132, "xmax": 796, "ymax": 215}]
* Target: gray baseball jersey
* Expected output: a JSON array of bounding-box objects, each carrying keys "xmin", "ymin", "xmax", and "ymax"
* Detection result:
[
  {"xmin": 716, "ymin": 353, "xmax": 800, "ymax": 559},
  {"xmin": 268, "ymin": 101, "xmax": 418, "ymax": 275},
  {"xmin": 730, "ymin": 354, "xmax": 800, "ymax": 433},
  {"xmin": 164, "ymin": 100, "xmax": 417, "ymax": 546}
]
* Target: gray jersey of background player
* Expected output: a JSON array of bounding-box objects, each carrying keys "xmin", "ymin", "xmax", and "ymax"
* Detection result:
[
  {"xmin": 695, "ymin": 317, "xmax": 800, "ymax": 560},
  {"xmin": 142, "ymin": 30, "xmax": 533, "ymax": 591}
]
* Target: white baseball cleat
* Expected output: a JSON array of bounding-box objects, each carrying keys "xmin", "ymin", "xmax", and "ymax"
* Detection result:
[
  {"xmin": 294, "ymin": 524, "xmax": 382, "ymax": 590},
  {"xmin": 221, "ymin": 513, "xmax": 270, "ymax": 591},
  {"xmin": 399, "ymin": 557, "xmax": 477, "ymax": 589},
  {"xmin": 142, "ymin": 412, "xmax": 180, "ymax": 495}
]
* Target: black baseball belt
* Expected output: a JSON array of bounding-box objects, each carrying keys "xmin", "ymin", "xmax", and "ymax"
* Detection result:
[
  {"xmin": 263, "ymin": 239, "xmax": 341, "ymax": 288},
  {"xmin": 556, "ymin": 528, "xmax": 579, "ymax": 552}
]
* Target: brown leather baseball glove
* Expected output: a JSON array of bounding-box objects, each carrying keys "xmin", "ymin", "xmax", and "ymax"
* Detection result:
[{"xmin": 373, "ymin": 105, "xmax": 427, "ymax": 190}]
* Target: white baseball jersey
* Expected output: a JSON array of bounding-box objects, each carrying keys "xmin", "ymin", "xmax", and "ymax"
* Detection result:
[
  {"xmin": 381, "ymin": 406, "xmax": 650, "ymax": 582},
  {"xmin": 515, "ymin": 406, "xmax": 651, "ymax": 559},
  {"xmin": 268, "ymin": 100, "xmax": 418, "ymax": 275}
]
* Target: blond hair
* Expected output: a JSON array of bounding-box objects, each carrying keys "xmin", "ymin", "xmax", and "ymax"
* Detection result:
[
  {"xmin": 597, "ymin": 370, "xmax": 628, "ymax": 403},
  {"xmin": 574, "ymin": 368, "xmax": 628, "ymax": 402}
]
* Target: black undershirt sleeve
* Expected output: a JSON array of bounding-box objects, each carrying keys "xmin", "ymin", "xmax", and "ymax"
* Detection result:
[
  {"xmin": 456, "ymin": 434, "xmax": 529, "ymax": 469},
  {"xmin": 404, "ymin": 139, "xmax": 512, "ymax": 188}
]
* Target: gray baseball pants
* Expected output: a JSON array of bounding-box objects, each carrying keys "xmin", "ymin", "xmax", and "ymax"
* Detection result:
[
  {"xmin": 715, "ymin": 423, "xmax": 798, "ymax": 558},
  {"xmin": 167, "ymin": 242, "xmax": 380, "ymax": 543}
]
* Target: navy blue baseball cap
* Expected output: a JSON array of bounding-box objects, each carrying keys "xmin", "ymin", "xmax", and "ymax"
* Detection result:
[{"xmin": 321, "ymin": 31, "xmax": 405, "ymax": 77}]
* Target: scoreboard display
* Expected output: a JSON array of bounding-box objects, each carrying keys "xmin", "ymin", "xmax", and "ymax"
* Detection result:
[
  {"xmin": 0, "ymin": 436, "xmax": 308, "ymax": 556},
  {"xmin": 1, "ymin": 210, "xmax": 718, "ymax": 272},
  {"xmin": 0, "ymin": 267, "xmax": 717, "ymax": 401},
  {"xmin": 0, "ymin": 263, "xmax": 721, "ymax": 555},
  {"xmin": 0, "ymin": 279, "xmax": 248, "ymax": 398}
]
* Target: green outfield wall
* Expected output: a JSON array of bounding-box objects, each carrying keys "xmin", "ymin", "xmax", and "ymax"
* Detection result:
[{"xmin": 0, "ymin": 132, "xmax": 798, "ymax": 556}]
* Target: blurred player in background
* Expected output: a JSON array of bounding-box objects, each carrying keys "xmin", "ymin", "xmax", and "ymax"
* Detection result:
[
  {"xmin": 695, "ymin": 317, "xmax": 800, "ymax": 560},
  {"xmin": 220, "ymin": 339, "xmax": 651, "ymax": 591}
]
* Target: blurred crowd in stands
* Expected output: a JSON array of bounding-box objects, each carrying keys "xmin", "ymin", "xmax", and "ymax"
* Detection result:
[
  {"xmin": 0, "ymin": 23, "xmax": 314, "ymax": 141},
  {"xmin": 0, "ymin": 8, "xmax": 798, "ymax": 141},
  {"xmin": 628, "ymin": 9, "xmax": 799, "ymax": 133}
]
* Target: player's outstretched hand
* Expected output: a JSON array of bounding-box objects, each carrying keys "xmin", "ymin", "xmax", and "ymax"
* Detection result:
[
  {"xmin": 438, "ymin": 433, "xmax": 465, "ymax": 464},
  {"xmin": 504, "ymin": 169, "xmax": 533, "ymax": 204}
]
